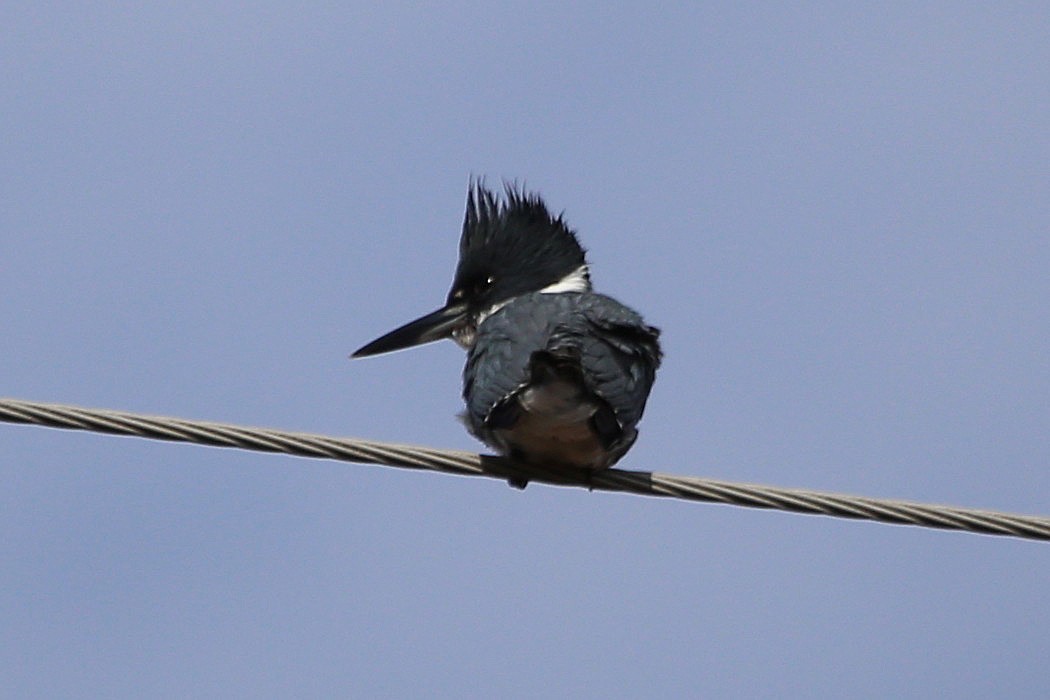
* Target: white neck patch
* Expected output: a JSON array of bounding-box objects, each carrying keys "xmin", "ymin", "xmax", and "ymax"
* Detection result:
[
  {"xmin": 540, "ymin": 264, "xmax": 591, "ymax": 294},
  {"xmin": 469, "ymin": 265, "xmax": 592, "ymax": 340},
  {"xmin": 475, "ymin": 299, "xmax": 510, "ymax": 328}
]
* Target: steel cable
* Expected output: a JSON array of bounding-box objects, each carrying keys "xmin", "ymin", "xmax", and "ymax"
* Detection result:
[{"xmin": 1, "ymin": 397, "xmax": 1046, "ymax": 541}]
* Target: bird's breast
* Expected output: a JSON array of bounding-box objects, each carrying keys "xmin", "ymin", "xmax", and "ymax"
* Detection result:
[{"xmin": 490, "ymin": 378, "xmax": 611, "ymax": 470}]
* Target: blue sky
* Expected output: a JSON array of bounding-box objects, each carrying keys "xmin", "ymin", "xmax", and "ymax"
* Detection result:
[{"xmin": 2, "ymin": 3, "xmax": 1047, "ymax": 697}]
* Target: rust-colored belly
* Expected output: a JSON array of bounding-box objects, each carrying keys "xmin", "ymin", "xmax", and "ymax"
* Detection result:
[{"xmin": 492, "ymin": 378, "xmax": 609, "ymax": 470}]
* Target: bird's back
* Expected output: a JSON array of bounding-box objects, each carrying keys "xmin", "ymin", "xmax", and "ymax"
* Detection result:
[{"xmin": 462, "ymin": 291, "xmax": 661, "ymax": 470}]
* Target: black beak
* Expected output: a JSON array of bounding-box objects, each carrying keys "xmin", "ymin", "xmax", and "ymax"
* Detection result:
[{"xmin": 351, "ymin": 303, "xmax": 469, "ymax": 358}]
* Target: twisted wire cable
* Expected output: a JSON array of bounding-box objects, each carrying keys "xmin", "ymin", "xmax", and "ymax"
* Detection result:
[{"xmin": 1, "ymin": 397, "xmax": 1047, "ymax": 541}]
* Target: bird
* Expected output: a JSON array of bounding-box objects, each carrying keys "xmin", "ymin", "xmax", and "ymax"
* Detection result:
[{"xmin": 352, "ymin": 182, "xmax": 661, "ymax": 486}]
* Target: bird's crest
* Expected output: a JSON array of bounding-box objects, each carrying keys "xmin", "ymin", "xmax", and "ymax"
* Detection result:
[{"xmin": 452, "ymin": 182, "xmax": 588, "ymax": 305}]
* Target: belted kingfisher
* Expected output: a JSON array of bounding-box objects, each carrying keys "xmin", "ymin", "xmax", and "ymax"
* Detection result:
[{"xmin": 353, "ymin": 183, "xmax": 661, "ymax": 481}]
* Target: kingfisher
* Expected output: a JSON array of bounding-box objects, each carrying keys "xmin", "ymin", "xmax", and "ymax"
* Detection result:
[{"xmin": 352, "ymin": 183, "xmax": 661, "ymax": 483}]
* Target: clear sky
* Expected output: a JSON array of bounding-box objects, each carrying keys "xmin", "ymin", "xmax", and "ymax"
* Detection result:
[{"xmin": 2, "ymin": 3, "xmax": 1047, "ymax": 698}]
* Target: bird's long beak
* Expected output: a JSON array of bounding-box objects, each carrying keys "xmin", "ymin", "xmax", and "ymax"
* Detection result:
[{"xmin": 351, "ymin": 303, "xmax": 469, "ymax": 358}]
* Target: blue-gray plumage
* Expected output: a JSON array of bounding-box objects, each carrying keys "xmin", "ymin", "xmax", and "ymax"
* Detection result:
[
  {"xmin": 463, "ymin": 291, "xmax": 660, "ymax": 470},
  {"xmin": 352, "ymin": 182, "xmax": 661, "ymax": 480}
]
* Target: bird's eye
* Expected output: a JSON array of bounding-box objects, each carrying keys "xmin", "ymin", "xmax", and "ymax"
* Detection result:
[{"xmin": 485, "ymin": 276, "xmax": 495, "ymax": 285}]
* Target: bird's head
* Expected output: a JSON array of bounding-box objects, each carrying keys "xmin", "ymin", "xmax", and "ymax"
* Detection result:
[{"xmin": 353, "ymin": 182, "xmax": 590, "ymax": 357}]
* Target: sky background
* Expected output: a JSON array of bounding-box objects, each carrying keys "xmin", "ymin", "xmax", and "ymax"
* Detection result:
[{"xmin": 2, "ymin": 3, "xmax": 1048, "ymax": 698}]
